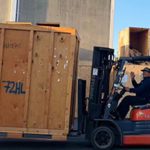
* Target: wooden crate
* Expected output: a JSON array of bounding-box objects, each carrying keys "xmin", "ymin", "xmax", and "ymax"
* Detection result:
[
  {"xmin": 0, "ymin": 23, "xmax": 79, "ymax": 140},
  {"xmin": 118, "ymin": 27, "xmax": 150, "ymax": 57}
]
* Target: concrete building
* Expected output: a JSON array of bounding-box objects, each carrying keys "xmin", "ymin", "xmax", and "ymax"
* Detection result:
[
  {"xmin": 0, "ymin": 0, "xmax": 115, "ymax": 96},
  {"xmin": 18, "ymin": 0, "xmax": 114, "ymax": 61},
  {"xmin": 0, "ymin": 0, "xmax": 16, "ymax": 22}
]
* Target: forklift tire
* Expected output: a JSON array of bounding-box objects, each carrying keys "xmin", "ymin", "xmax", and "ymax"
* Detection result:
[{"xmin": 91, "ymin": 126, "xmax": 115, "ymax": 150}]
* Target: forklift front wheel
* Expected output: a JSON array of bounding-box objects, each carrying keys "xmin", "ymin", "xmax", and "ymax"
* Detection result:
[{"xmin": 91, "ymin": 126, "xmax": 115, "ymax": 150}]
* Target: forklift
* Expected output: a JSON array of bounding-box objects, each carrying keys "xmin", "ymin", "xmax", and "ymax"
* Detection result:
[{"xmin": 78, "ymin": 47, "xmax": 150, "ymax": 150}]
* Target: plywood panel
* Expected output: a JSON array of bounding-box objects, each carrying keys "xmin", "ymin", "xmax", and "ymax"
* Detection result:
[
  {"xmin": 0, "ymin": 29, "xmax": 4, "ymax": 81},
  {"xmin": 119, "ymin": 27, "xmax": 150, "ymax": 57},
  {"xmin": 23, "ymin": 31, "xmax": 34, "ymax": 127},
  {"xmin": 27, "ymin": 31, "xmax": 53, "ymax": 129},
  {"xmin": 110, "ymin": 63, "xmax": 150, "ymax": 93},
  {"xmin": 118, "ymin": 28, "xmax": 129, "ymax": 57},
  {"xmin": 48, "ymin": 33, "xmax": 71, "ymax": 130},
  {"xmin": 109, "ymin": 65, "xmax": 117, "ymax": 93},
  {"xmin": 0, "ymin": 29, "xmax": 30, "ymax": 127},
  {"xmin": 123, "ymin": 63, "xmax": 150, "ymax": 88},
  {"xmin": 138, "ymin": 30, "xmax": 149, "ymax": 56},
  {"xmin": 69, "ymin": 38, "xmax": 79, "ymax": 127},
  {"xmin": 130, "ymin": 30, "xmax": 149, "ymax": 56},
  {"xmin": 64, "ymin": 36, "xmax": 77, "ymax": 133}
]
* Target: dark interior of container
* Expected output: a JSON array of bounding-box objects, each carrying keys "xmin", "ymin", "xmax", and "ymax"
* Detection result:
[{"xmin": 129, "ymin": 28, "xmax": 149, "ymax": 56}]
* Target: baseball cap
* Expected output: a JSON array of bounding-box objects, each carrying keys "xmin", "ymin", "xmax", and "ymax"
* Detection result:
[{"xmin": 141, "ymin": 67, "xmax": 150, "ymax": 73}]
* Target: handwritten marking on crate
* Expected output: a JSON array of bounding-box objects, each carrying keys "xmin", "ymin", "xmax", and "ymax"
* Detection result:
[
  {"xmin": 4, "ymin": 42, "xmax": 21, "ymax": 49},
  {"xmin": 2, "ymin": 81, "xmax": 26, "ymax": 94}
]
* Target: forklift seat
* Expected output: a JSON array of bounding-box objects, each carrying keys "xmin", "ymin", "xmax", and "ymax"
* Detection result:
[{"xmin": 130, "ymin": 103, "xmax": 150, "ymax": 121}]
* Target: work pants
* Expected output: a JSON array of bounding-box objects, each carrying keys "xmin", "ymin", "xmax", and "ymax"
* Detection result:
[{"xmin": 117, "ymin": 96, "xmax": 149, "ymax": 119}]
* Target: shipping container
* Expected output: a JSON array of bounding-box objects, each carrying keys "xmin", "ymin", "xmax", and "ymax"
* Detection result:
[
  {"xmin": 118, "ymin": 27, "xmax": 150, "ymax": 57},
  {"xmin": 0, "ymin": 23, "xmax": 79, "ymax": 140}
]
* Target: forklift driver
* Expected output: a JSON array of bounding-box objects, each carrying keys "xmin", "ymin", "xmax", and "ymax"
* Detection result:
[{"xmin": 117, "ymin": 67, "xmax": 150, "ymax": 119}]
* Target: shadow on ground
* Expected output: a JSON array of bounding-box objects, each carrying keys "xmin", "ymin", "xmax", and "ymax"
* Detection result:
[{"xmin": 0, "ymin": 139, "xmax": 149, "ymax": 150}]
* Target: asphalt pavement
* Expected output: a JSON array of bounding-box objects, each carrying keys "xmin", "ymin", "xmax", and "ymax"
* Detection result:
[{"xmin": 0, "ymin": 138, "xmax": 149, "ymax": 150}]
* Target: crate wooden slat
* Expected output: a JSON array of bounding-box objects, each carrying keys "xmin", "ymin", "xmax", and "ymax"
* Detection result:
[
  {"xmin": 27, "ymin": 31, "xmax": 53, "ymax": 129},
  {"xmin": 0, "ymin": 29, "xmax": 4, "ymax": 82},
  {"xmin": 0, "ymin": 23, "xmax": 79, "ymax": 141},
  {"xmin": 24, "ymin": 31, "xmax": 34, "ymax": 127},
  {"xmin": 0, "ymin": 29, "xmax": 30, "ymax": 127}
]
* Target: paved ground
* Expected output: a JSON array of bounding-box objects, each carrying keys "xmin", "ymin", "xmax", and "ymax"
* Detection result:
[{"xmin": 0, "ymin": 139, "xmax": 149, "ymax": 150}]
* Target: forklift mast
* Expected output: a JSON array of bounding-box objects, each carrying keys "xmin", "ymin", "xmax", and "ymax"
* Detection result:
[
  {"xmin": 88, "ymin": 47, "xmax": 114, "ymax": 119},
  {"xmin": 77, "ymin": 47, "xmax": 114, "ymax": 135}
]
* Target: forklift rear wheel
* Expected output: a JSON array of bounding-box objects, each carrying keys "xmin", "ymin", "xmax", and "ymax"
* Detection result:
[{"xmin": 91, "ymin": 126, "xmax": 115, "ymax": 150}]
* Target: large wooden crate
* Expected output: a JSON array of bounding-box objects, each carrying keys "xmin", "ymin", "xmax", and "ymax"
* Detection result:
[
  {"xmin": 118, "ymin": 27, "xmax": 150, "ymax": 57},
  {"xmin": 0, "ymin": 23, "xmax": 79, "ymax": 140}
]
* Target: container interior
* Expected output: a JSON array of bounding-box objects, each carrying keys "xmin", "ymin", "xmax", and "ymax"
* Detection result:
[{"xmin": 130, "ymin": 28, "xmax": 149, "ymax": 56}]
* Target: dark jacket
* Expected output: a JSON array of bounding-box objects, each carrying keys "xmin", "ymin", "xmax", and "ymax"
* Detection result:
[{"xmin": 129, "ymin": 77, "xmax": 150, "ymax": 100}]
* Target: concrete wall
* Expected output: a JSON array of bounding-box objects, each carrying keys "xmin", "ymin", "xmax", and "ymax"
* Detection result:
[
  {"xmin": 0, "ymin": 0, "xmax": 11, "ymax": 22},
  {"xmin": 0, "ymin": 0, "xmax": 17, "ymax": 22},
  {"xmin": 18, "ymin": 0, "xmax": 114, "ymax": 61}
]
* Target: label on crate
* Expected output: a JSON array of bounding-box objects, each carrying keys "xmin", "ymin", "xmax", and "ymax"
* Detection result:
[{"xmin": 2, "ymin": 81, "xmax": 26, "ymax": 95}]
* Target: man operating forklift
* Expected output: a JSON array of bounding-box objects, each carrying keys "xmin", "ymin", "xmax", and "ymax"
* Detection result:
[
  {"xmin": 117, "ymin": 67, "xmax": 150, "ymax": 119},
  {"xmin": 85, "ymin": 51, "xmax": 150, "ymax": 149}
]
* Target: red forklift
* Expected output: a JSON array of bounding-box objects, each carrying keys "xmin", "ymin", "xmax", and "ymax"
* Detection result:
[{"xmin": 78, "ymin": 47, "xmax": 150, "ymax": 150}]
